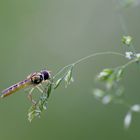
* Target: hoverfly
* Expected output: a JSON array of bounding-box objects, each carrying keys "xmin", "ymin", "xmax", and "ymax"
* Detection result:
[{"xmin": 1, "ymin": 70, "xmax": 51, "ymax": 104}]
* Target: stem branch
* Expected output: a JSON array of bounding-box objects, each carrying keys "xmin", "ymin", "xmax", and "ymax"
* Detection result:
[{"xmin": 53, "ymin": 51, "xmax": 126, "ymax": 79}]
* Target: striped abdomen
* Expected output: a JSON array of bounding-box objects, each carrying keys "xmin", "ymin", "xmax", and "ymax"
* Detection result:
[{"xmin": 1, "ymin": 79, "xmax": 32, "ymax": 98}]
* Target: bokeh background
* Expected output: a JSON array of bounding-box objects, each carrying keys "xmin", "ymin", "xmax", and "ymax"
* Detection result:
[{"xmin": 0, "ymin": 0, "xmax": 140, "ymax": 140}]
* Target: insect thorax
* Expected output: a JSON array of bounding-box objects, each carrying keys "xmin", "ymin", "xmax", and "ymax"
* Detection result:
[{"xmin": 31, "ymin": 73, "xmax": 43, "ymax": 85}]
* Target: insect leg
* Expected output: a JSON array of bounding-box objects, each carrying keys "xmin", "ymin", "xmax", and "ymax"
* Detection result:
[
  {"xmin": 36, "ymin": 86, "xmax": 44, "ymax": 93},
  {"xmin": 27, "ymin": 88, "xmax": 36, "ymax": 105}
]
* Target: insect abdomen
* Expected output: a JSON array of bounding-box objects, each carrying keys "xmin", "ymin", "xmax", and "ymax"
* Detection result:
[{"xmin": 1, "ymin": 79, "xmax": 31, "ymax": 98}]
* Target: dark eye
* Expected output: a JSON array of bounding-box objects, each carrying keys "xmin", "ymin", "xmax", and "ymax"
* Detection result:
[{"xmin": 41, "ymin": 70, "xmax": 50, "ymax": 80}]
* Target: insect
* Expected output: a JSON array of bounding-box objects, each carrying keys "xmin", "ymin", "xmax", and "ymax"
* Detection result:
[{"xmin": 1, "ymin": 70, "xmax": 51, "ymax": 104}]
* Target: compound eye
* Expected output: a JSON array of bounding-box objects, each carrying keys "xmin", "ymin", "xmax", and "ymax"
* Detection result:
[{"xmin": 41, "ymin": 70, "xmax": 50, "ymax": 80}]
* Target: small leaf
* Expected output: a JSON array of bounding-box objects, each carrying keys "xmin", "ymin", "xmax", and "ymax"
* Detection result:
[
  {"xmin": 97, "ymin": 69, "xmax": 113, "ymax": 81},
  {"xmin": 93, "ymin": 89, "xmax": 105, "ymax": 99},
  {"xmin": 28, "ymin": 108, "xmax": 36, "ymax": 122},
  {"xmin": 135, "ymin": 53, "xmax": 140, "ymax": 58},
  {"xmin": 43, "ymin": 103, "xmax": 48, "ymax": 110},
  {"xmin": 131, "ymin": 104, "xmax": 140, "ymax": 112},
  {"xmin": 47, "ymin": 83, "xmax": 52, "ymax": 98},
  {"xmin": 135, "ymin": 53, "xmax": 140, "ymax": 62},
  {"xmin": 70, "ymin": 77, "xmax": 74, "ymax": 82},
  {"xmin": 124, "ymin": 111, "xmax": 132, "ymax": 129},
  {"xmin": 64, "ymin": 69, "xmax": 72, "ymax": 83},
  {"xmin": 35, "ymin": 109, "xmax": 41, "ymax": 113},
  {"xmin": 102, "ymin": 95, "xmax": 112, "ymax": 104},
  {"xmin": 116, "ymin": 68, "xmax": 124, "ymax": 81},
  {"xmin": 53, "ymin": 78, "xmax": 63, "ymax": 89},
  {"xmin": 122, "ymin": 36, "xmax": 132, "ymax": 46},
  {"xmin": 64, "ymin": 66, "xmax": 73, "ymax": 87},
  {"xmin": 38, "ymin": 96, "xmax": 48, "ymax": 111},
  {"xmin": 125, "ymin": 52, "xmax": 134, "ymax": 59}
]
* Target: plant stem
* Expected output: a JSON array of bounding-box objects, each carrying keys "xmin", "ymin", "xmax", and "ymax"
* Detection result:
[
  {"xmin": 122, "ymin": 58, "xmax": 137, "ymax": 69},
  {"xmin": 53, "ymin": 64, "xmax": 73, "ymax": 79},
  {"xmin": 73, "ymin": 51, "xmax": 125, "ymax": 66},
  {"xmin": 53, "ymin": 51, "xmax": 125, "ymax": 79}
]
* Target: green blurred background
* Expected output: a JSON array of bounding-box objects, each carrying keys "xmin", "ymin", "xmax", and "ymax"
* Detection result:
[{"xmin": 0, "ymin": 0, "xmax": 140, "ymax": 140}]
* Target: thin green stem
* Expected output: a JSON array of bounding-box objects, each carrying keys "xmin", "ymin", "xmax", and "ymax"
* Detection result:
[
  {"xmin": 73, "ymin": 51, "xmax": 125, "ymax": 66},
  {"xmin": 53, "ymin": 64, "xmax": 73, "ymax": 79},
  {"xmin": 122, "ymin": 58, "xmax": 137, "ymax": 69},
  {"xmin": 53, "ymin": 51, "xmax": 125, "ymax": 79},
  {"xmin": 114, "ymin": 0, "xmax": 137, "ymax": 54}
]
